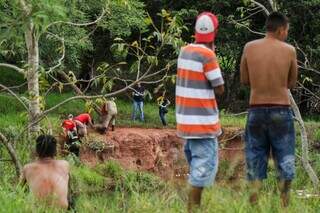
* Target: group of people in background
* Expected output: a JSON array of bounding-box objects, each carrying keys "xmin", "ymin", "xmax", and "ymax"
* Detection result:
[
  {"xmin": 61, "ymin": 98, "xmax": 118, "ymax": 156},
  {"xmin": 60, "ymin": 83, "xmax": 170, "ymax": 158},
  {"xmin": 131, "ymin": 83, "xmax": 171, "ymax": 126}
]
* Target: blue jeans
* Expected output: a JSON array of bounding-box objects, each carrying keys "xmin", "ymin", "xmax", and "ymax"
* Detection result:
[
  {"xmin": 159, "ymin": 107, "xmax": 167, "ymax": 126},
  {"xmin": 184, "ymin": 138, "xmax": 219, "ymax": 187},
  {"xmin": 132, "ymin": 101, "xmax": 144, "ymax": 121},
  {"xmin": 245, "ymin": 107, "xmax": 295, "ymax": 181}
]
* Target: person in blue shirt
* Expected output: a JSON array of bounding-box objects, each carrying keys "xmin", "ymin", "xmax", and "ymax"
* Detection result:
[{"xmin": 132, "ymin": 83, "xmax": 145, "ymax": 121}]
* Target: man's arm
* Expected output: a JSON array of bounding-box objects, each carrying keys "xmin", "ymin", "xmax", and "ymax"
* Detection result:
[
  {"xmin": 240, "ymin": 46, "xmax": 250, "ymax": 85},
  {"xmin": 288, "ymin": 47, "xmax": 298, "ymax": 89},
  {"xmin": 203, "ymin": 51, "xmax": 225, "ymax": 96},
  {"xmin": 214, "ymin": 85, "xmax": 224, "ymax": 96}
]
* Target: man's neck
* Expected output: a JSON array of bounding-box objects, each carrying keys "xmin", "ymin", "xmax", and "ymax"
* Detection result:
[
  {"xmin": 38, "ymin": 157, "xmax": 54, "ymax": 162},
  {"xmin": 265, "ymin": 33, "xmax": 282, "ymax": 41},
  {"xmin": 195, "ymin": 42, "xmax": 214, "ymax": 50}
]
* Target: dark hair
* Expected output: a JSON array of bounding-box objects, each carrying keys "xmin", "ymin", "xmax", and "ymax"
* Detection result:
[
  {"xmin": 36, "ymin": 135, "xmax": 57, "ymax": 158},
  {"xmin": 266, "ymin": 12, "xmax": 288, "ymax": 32}
]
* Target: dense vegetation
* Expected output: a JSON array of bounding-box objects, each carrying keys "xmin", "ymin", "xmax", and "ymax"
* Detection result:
[
  {"xmin": 0, "ymin": 0, "xmax": 320, "ymax": 212},
  {"xmin": 1, "ymin": 0, "xmax": 319, "ymax": 114}
]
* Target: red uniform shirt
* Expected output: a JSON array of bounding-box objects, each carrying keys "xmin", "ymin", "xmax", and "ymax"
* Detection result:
[
  {"xmin": 62, "ymin": 120, "xmax": 76, "ymax": 131},
  {"xmin": 74, "ymin": 113, "xmax": 91, "ymax": 124}
]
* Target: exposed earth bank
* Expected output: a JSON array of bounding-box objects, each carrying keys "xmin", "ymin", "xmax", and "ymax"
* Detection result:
[{"xmin": 78, "ymin": 127, "xmax": 245, "ymax": 180}]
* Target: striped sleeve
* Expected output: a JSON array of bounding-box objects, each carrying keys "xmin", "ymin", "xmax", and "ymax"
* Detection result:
[{"xmin": 203, "ymin": 53, "xmax": 224, "ymax": 87}]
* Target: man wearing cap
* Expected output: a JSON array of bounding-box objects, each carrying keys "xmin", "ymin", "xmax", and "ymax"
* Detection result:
[
  {"xmin": 176, "ymin": 12, "xmax": 224, "ymax": 212},
  {"xmin": 240, "ymin": 12, "xmax": 297, "ymax": 207}
]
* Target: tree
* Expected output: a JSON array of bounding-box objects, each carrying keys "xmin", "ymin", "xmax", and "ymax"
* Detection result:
[
  {"xmin": 0, "ymin": 0, "xmax": 98, "ymax": 132},
  {"xmin": 0, "ymin": 6, "xmax": 187, "ymax": 176}
]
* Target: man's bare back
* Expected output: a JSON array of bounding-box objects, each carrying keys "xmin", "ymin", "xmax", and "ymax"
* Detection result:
[
  {"xmin": 240, "ymin": 37, "xmax": 297, "ymax": 105},
  {"xmin": 21, "ymin": 159, "xmax": 70, "ymax": 209}
]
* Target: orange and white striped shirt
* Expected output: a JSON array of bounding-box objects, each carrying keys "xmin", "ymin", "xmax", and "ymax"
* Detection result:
[{"xmin": 176, "ymin": 44, "xmax": 224, "ymax": 139}]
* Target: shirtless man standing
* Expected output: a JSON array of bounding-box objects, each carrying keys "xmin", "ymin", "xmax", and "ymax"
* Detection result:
[
  {"xmin": 240, "ymin": 12, "xmax": 298, "ymax": 207},
  {"xmin": 20, "ymin": 135, "xmax": 70, "ymax": 209}
]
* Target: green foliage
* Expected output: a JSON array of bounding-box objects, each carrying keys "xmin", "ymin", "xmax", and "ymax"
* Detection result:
[
  {"xmin": 0, "ymin": 68, "xmax": 25, "ymax": 87},
  {"xmin": 314, "ymin": 129, "xmax": 320, "ymax": 142},
  {"xmin": 72, "ymin": 165, "xmax": 106, "ymax": 188},
  {"xmin": 102, "ymin": 0, "xmax": 148, "ymax": 37}
]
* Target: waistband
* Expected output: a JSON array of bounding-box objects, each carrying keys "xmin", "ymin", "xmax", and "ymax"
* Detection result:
[{"xmin": 249, "ymin": 104, "xmax": 290, "ymax": 108}]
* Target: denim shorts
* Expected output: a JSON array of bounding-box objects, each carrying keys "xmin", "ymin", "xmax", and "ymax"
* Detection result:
[
  {"xmin": 184, "ymin": 138, "xmax": 218, "ymax": 187},
  {"xmin": 245, "ymin": 107, "xmax": 296, "ymax": 181}
]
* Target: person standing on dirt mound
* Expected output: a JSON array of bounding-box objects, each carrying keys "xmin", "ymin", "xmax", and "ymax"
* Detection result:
[
  {"xmin": 175, "ymin": 12, "xmax": 224, "ymax": 212},
  {"xmin": 240, "ymin": 12, "xmax": 298, "ymax": 207}
]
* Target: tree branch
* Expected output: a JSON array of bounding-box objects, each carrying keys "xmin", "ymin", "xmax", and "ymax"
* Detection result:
[
  {"xmin": 0, "ymin": 132, "xmax": 22, "ymax": 178},
  {"xmin": 0, "ymin": 83, "xmax": 29, "ymax": 112},
  {"xmin": 46, "ymin": 32, "xmax": 65, "ymax": 74},
  {"xmin": 250, "ymin": 0, "xmax": 270, "ymax": 15},
  {"xmin": 229, "ymin": 18, "xmax": 265, "ymax": 36},
  {"xmin": 0, "ymin": 63, "xmax": 25, "ymax": 74},
  {"xmin": 289, "ymin": 91, "xmax": 320, "ymax": 190},
  {"xmin": 46, "ymin": 9, "xmax": 106, "ymax": 29}
]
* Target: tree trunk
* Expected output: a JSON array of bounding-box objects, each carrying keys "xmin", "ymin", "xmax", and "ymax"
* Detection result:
[{"xmin": 25, "ymin": 22, "xmax": 40, "ymax": 133}]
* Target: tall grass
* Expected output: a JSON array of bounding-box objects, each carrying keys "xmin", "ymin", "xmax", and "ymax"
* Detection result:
[{"xmin": 0, "ymin": 92, "xmax": 320, "ymax": 212}]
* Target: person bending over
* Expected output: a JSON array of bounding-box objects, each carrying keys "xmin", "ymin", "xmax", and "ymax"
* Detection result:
[
  {"xmin": 100, "ymin": 97, "xmax": 118, "ymax": 131},
  {"xmin": 74, "ymin": 113, "xmax": 94, "ymax": 137},
  {"xmin": 62, "ymin": 114, "xmax": 80, "ymax": 156},
  {"xmin": 20, "ymin": 135, "xmax": 71, "ymax": 209}
]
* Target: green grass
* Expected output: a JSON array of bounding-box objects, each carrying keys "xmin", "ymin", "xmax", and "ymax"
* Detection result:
[
  {"xmin": 1, "ymin": 159, "xmax": 320, "ymax": 213},
  {"xmin": 1, "ymin": 92, "xmax": 320, "ymax": 212},
  {"xmin": 0, "ymin": 93, "xmax": 177, "ymax": 130}
]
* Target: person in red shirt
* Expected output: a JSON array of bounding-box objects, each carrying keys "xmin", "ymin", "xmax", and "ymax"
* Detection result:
[
  {"xmin": 61, "ymin": 114, "xmax": 80, "ymax": 156},
  {"xmin": 61, "ymin": 114, "xmax": 77, "ymax": 137},
  {"xmin": 74, "ymin": 113, "xmax": 94, "ymax": 137}
]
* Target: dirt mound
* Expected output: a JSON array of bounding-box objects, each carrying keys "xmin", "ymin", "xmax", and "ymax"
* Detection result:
[
  {"xmin": 80, "ymin": 128, "xmax": 185, "ymax": 179},
  {"xmin": 78, "ymin": 127, "xmax": 245, "ymax": 180}
]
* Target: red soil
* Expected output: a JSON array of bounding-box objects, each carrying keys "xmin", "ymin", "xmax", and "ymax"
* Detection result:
[{"xmin": 76, "ymin": 127, "xmax": 245, "ymax": 180}]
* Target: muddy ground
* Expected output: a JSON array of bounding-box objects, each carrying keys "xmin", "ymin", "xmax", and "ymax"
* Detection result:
[{"xmin": 65, "ymin": 127, "xmax": 245, "ymax": 181}]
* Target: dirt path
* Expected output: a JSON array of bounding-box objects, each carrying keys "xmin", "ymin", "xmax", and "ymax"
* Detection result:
[{"xmin": 78, "ymin": 127, "xmax": 244, "ymax": 180}]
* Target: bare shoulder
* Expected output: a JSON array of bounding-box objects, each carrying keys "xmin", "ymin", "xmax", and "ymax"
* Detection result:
[
  {"xmin": 23, "ymin": 162, "xmax": 37, "ymax": 171},
  {"xmin": 55, "ymin": 160, "xmax": 70, "ymax": 173},
  {"xmin": 55, "ymin": 160, "xmax": 70, "ymax": 171},
  {"xmin": 243, "ymin": 39, "xmax": 263, "ymax": 51},
  {"xmin": 22, "ymin": 162, "xmax": 39, "ymax": 177},
  {"xmin": 284, "ymin": 42, "xmax": 296, "ymax": 53}
]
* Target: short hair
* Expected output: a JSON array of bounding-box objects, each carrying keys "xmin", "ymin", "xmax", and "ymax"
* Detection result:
[
  {"xmin": 266, "ymin": 12, "xmax": 288, "ymax": 32},
  {"xmin": 36, "ymin": 135, "xmax": 57, "ymax": 158}
]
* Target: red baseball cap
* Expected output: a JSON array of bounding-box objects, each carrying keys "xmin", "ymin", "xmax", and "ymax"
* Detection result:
[{"xmin": 195, "ymin": 12, "xmax": 219, "ymax": 43}]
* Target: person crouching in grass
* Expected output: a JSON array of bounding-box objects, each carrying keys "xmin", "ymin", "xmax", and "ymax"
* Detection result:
[{"xmin": 20, "ymin": 135, "xmax": 71, "ymax": 210}]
